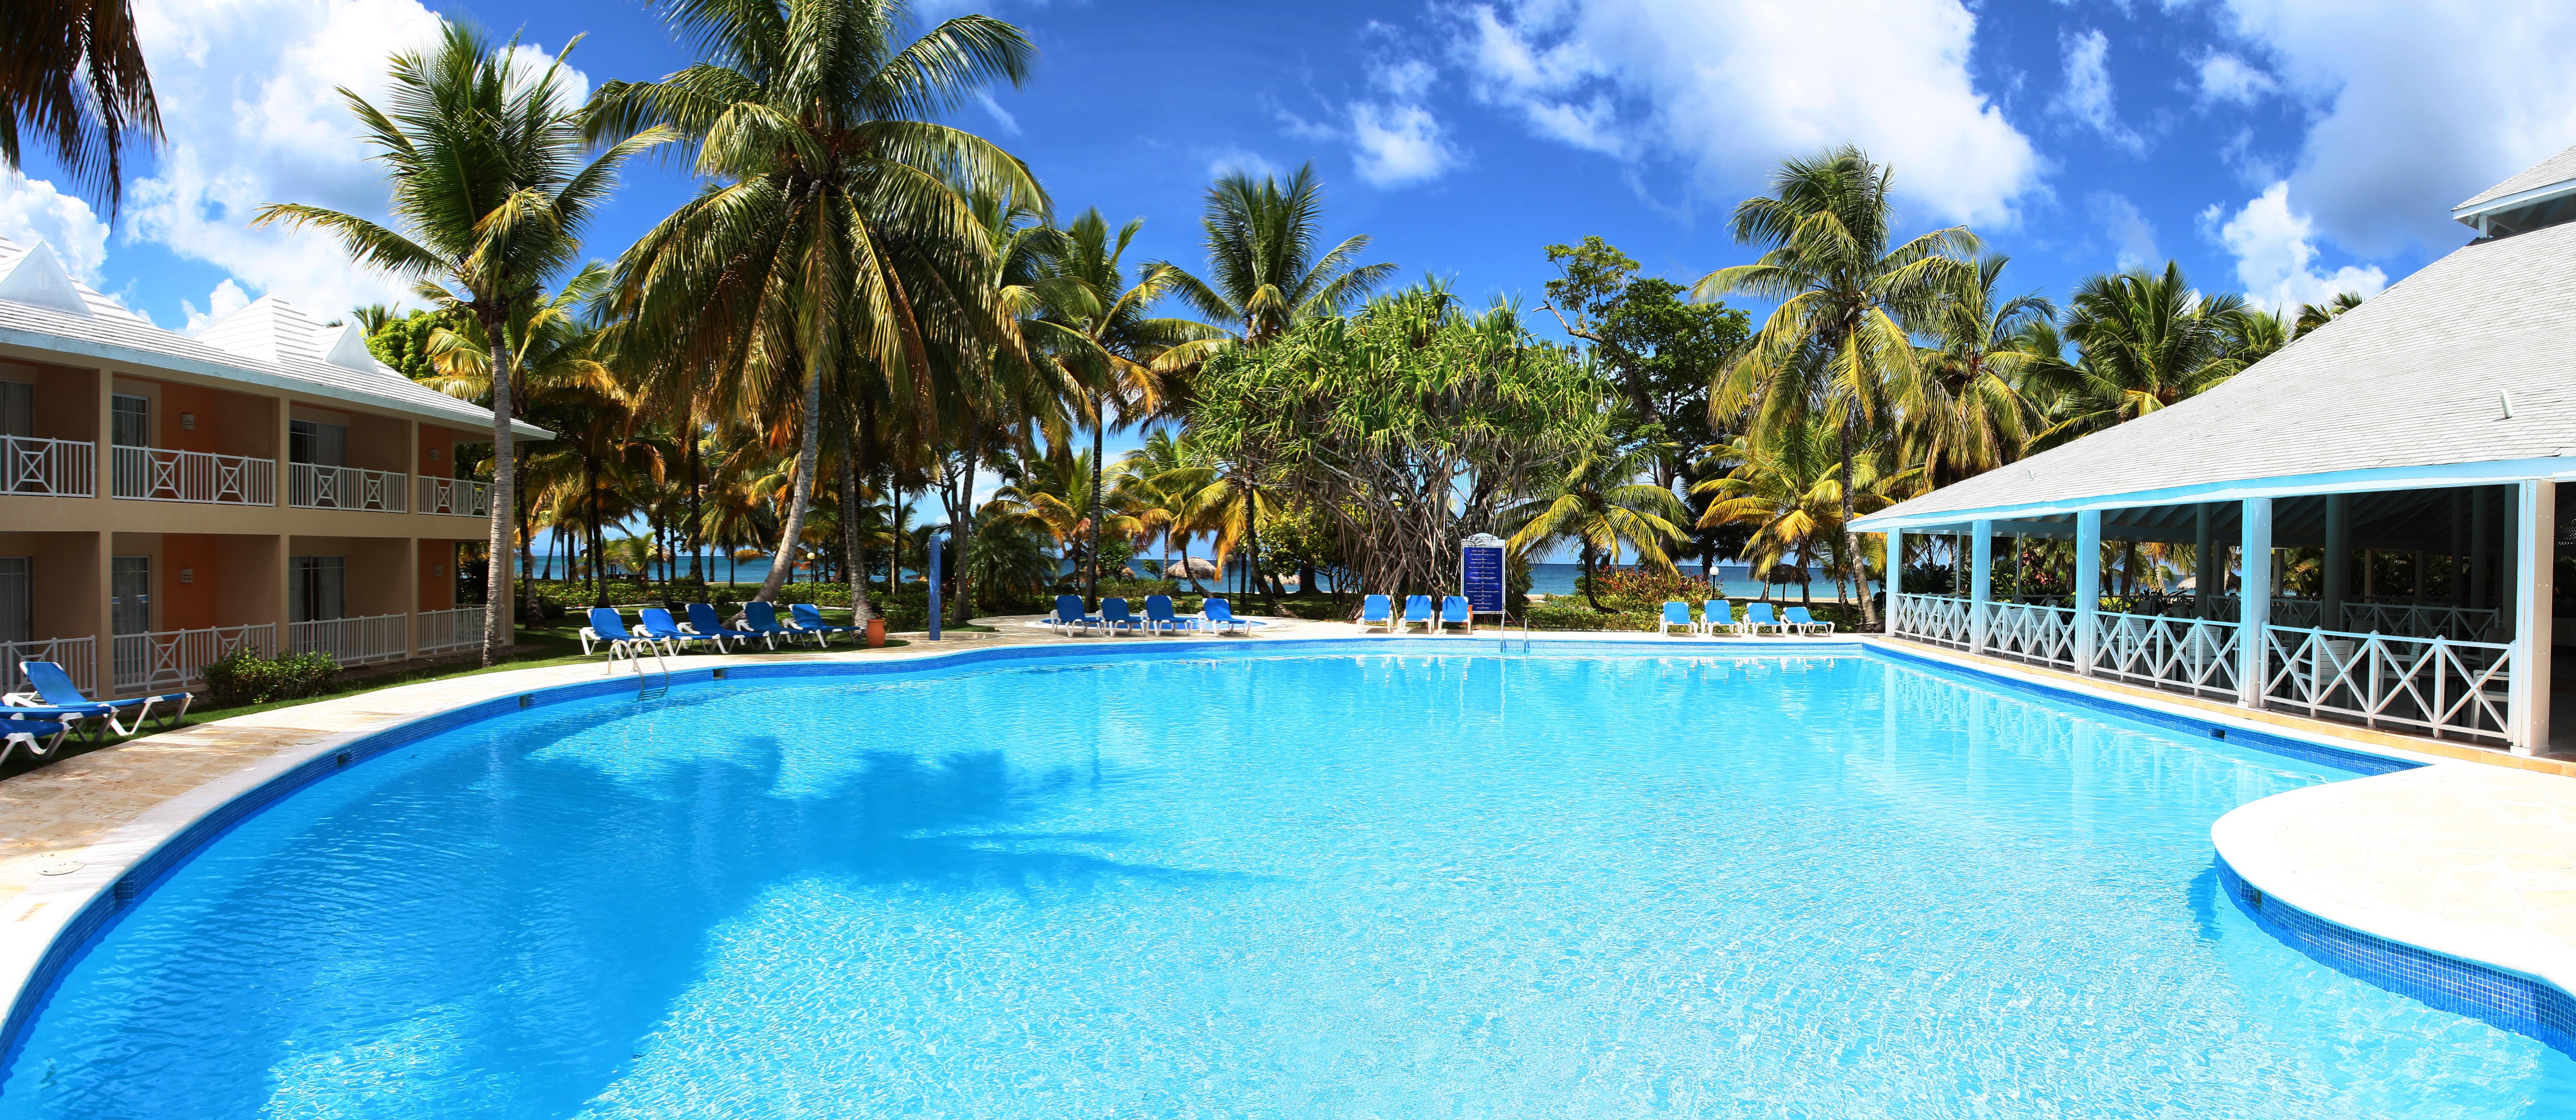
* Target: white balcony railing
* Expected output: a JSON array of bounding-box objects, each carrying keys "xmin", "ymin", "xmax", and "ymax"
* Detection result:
[
  {"xmin": 112, "ymin": 446, "xmax": 276, "ymax": 505},
  {"xmin": 2338, "ymin": 602, "xmax": 2504, "ymax": 643},
  {"xmin": 1889, "ymin": 594, "xmax": 1973, "ymax": 650},
  {"xmin": 2, "ymin": 436, "xmax": 94, "ymax": 497},
  {"xmin": 1982, "ymin": 600, "xmax": 2079, "ymax": 670},
  {"xmin": 2090, "ymin": 611, "xmax": 2242, "ymax": 700},
  {"xmin": 290, "ymin": 464, "xmax": 408, "ymax": 512},
  {"xmin": 112, "ymin": 624, "xmax": 273, "ymax": 695},
  {"xmin": 2261, "ymin": 626, "xmax": 2512, "ymax": 743},
  {"xmin": 418, "ymin": 476, "xmax": 493, "ymax": 518},
  {"xmin": 0, "ymin": 636, "xmax": 97, "ymax": 697},
  {"xmin": 290, "ymin": 613, "xmax": 410, "ymax": 667},
  {"xmin": 416, "ymin": 607, "xmax": 486, "ymax": 655}
]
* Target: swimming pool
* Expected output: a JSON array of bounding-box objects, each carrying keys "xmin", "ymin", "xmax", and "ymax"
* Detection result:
[{"xmin": 2, "ymin": 643, "xmax": 2568, "ymax": 1117}]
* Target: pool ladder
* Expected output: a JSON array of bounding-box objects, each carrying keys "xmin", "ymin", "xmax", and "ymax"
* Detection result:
[
  {"xmin": 609, "ymin": 640, "xmax": 674, "ymax": 701},
  {"xmin": 1506, "ymin": 614, "xmax": 1533, "ymax": 654}
]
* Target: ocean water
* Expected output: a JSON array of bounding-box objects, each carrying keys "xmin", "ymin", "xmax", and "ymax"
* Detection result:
[
  {"xmin": 514, "ymin": 558, "xmax": 1868, "ymax": 601},
  {"xmin": 3, "ymin": 644, "xmax": 2561, "ymax": 1117}
]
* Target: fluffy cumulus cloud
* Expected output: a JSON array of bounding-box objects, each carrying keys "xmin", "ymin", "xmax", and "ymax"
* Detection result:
[
  {"xmin": 2192, "ymin": 52, "xmax": 2278, "ymax": 106},
  {"xmin": 181, "ymin": 278, "xmax": 250, "ymax": 336},
  {"xmin": 1448, "ymin": 0, "xmax": 2041, "ymax": 224},
  {"xmin": 2051, "ymin": 29, "xmax": 2144, "ymax": 154},
  {"xmin": 1301, "ymin": 57, "xmax": 1462, "ymax": 189},
  {"xmin": 2213, "ymin": 0, "xmax": 2576, "ymax": 255},
  {"xmin": 0, "ymin": 170, "xmax": 110, "ymax": 281},
  {"xmin": 118, "ymin": 0, "xmax": 588, "ymax": 318},
  {"xmin": 2205, "ymin": 181, "xmax": 2387, "ymax": 311},
  {"xmin": 2087, "ymin": 191, "xmax": 2159, "ymax": 269}
]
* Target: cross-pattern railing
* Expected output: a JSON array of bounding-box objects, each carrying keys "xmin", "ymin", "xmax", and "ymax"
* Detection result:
[
  {"xmin": 2090, "ymin": 611, "xmax": 2241, "ymax": 700},
  {"xmin": 2260, "ymin": 626, "xmax": 2512, "ymax": 743},
  {"xmin": 418, "ymin": 476, "xmax": 493, "ymax": 518},
  {"xmin": 112, "ymin": 446, "xmax": 275, "ymax": 505},
  {"xmin": 2338, "ymin": 602, "xmax": 2504, "ymax": 643},
  {"xmin": 290, "ymin": 464, "xmax": 408, "ymax": 512},
  {"xmin": 2, "ymin": 436, "xmax": 93, "ymax": 497},
  {"xmin": 112, "ymin": 624, "xmax": 272, "ymax": 695},
  {"xmin": 416, "ymin": 607, "xmax": 485, "ymax": 655},
  {"xmin": 1890, "ymin": 593, "xmax": 1973, "ymax": 649},
  {"xmin": 1982, "ymin": 600, "xmax": 2078, "ymax": 670},
  {"xmin": 0, "ymin": 636, "xmax": 96, "ymax": 697},
  {"xmin": 289, "ymin": 613, "xmax": 410, "ymax": 667}
]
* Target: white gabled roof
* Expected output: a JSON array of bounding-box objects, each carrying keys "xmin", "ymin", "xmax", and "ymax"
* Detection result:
[
  {"xmin": 0, "ymin": 236, "xmax": 547, "ymax": 439},
  {"xmin": 1854, "ymin": 215, "xmax": 2576, "ymax": 529},
  {"xmin": 2454, "ymin": 143, "xmax": 2576, "ymax": 226}
]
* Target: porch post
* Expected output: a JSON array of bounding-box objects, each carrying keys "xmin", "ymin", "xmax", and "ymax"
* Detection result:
[
  {"xmin": 1969, "ymin": 520, "xmax": 1994, "ymax": 655},
  {"xmin": 2074, "ymin": 510, "xmax": 2102, "ymax": 675},
  {"xmin": 2238, "ymin": 497, "xmax": 2273, "ymax": 708},
  {"xmin": 2194, "ymin": 504, "xmax": 2215, "ymax": 618},
  {"xmin": 2510, "ymin": 479, "xmax": 2555, "ymax": 755},
  {"xmin": 2472, "ymin": 487, "xmax": 2495, "ymax": 609},
  {"xmin": 2321, "ymin": 493, "xmax": 2350, "ymax": 631},
  {"xmin": 1884, "ymin": 527, "xmax": 1903, "ymax": 633}
]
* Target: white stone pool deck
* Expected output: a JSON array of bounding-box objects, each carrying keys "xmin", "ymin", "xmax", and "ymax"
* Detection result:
[{"xmin": 0, "ymin": 622, "xmax": 2571, "ymax": 1044}]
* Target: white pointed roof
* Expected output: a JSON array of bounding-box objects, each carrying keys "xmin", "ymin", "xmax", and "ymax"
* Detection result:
[
  {"xmin": 0, "ymin": 236, "xmax": 545, "ymax": 439},
  {"xmin": 2454, "ymin": 143, "xmax": 2576, "ymax": 228}
]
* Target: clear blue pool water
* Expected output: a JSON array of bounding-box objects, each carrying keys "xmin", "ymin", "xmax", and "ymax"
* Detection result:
[{"xmin": 2, "ymin": 645, "xmax": 2568, "ymax": 1118}]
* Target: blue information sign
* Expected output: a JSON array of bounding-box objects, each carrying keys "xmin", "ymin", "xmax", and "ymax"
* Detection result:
[{"xmin": 1461, "ymin": 534, "xmax": 1506, "ymax": 614}]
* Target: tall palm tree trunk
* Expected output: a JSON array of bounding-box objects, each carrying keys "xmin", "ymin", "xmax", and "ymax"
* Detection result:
[
  {"xmin": 1839, "ymin": 415, "xmax": 1878, "ymax": 627},
  {"xmin": 1086, "ymin": 397, "xmax": 1105, "ymax": 611},
  {"xmin": 481, "ymin": 321, "xmax": 514, "ymax": 664},
  {"xmin": 686, "ymin": 398, "xmax": 704, "ymax": 584},
  {"xmin": 756, "ymin": 360, "xmax": 824, "ymax": 604},
  {"xmin": 954, "ymin": 453, "xmax": 977, "ymax": 628},
  {"xmin": 841, "ymin": 451, "xmax": 870, "ymax": 629}
]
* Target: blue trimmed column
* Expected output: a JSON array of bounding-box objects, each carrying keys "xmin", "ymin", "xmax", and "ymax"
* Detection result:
[
  {"xmin": 2238, "ymin": 497, "xmax": 2272, "ymax": 707},
  {"xmin": 2075, "ymin": 510, "xmax": 2102, "ymax": 675},
  {"xmin": 1970, "ymin": 520, "xmax": 1994, "ymax": 654},
  {"xmin": 1884, "ymin": 527, "xmax": 1903, "ymax": 635},
  {"xmin": 2510, "ymin": 479, "xmax": 2555, "ymax": 755}
]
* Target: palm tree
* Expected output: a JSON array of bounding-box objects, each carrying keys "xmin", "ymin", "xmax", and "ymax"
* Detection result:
[
  {"xmin": 2294, "ymin": 291, "xmax": 2366, "ymax": 339},
  {"xmin": 2028, "ymin": 262, "xmax": 2252, "ymax": 450},
  {"xmin": 3, "ymin": 0, "xmax": 160, "ymax": 212},
  {"xmin": 591, "ymin": 0, "xmax": 1041, "ymax": 607},
  {"xmin": 1698, "ymin": 417, "xmax": 1910, "ymax": 610},
  {"xmin": 257, "ymin": 25, "xmax": 664, "ymax": 663},
  {"xmin": 1501, "ymin": 422, "xmax": 1689, "ymax": 612},
  {"xmin": 1694, "ymin": 147, "xmax": 1973, "ymax": 628},
  {"xmin": 1906, "ymin": 254, "xmax": 2049, "ymax": 489}
]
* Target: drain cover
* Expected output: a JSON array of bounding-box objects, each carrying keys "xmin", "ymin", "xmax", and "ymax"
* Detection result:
[{"xmin": 34, "ymin": 859, "xmax": 83, "ymax": 877}]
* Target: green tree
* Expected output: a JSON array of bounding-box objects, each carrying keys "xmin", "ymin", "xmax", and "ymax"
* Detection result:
[
  {"xmin": 2294, "ymin": 291, "xmax": 2366, "ymax": 339},
  {"xmin": 1906, "ymin": 253, "xmax": 2051, "ymax": 489},
  {"xmin": 365, "ymin": 308, "xmax": 446, "ymax": 381},
  {"xmin": 1167, "ymin": 164, "xmax": 1395, "ymax": 348},
  {"xmin": 1694, "ymin": 146, "xmax": 1974, "ymax": 628},
  {"xmin": 2028, "ymin": 262, "xmax": 2252, "ymax": 450},
  {"xmin": 1502, "ymin": 418, "xmax": 1689, "ymax": 612},
  {"xmin": 4, "ymin": 0, "xmax": 160, "ymax": 212},
  {"xmin": 256, "ymin": 24, "xmax": 665, "ymax": 663},
  {"xmin": 1697, "ymin": 416, "xmax": 1910, "ymax": 609}
]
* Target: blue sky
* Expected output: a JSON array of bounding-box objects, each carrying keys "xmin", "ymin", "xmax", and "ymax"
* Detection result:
[{"xmin": 3, "ymin": 0, "xmax": 2571, "ymax": 549}]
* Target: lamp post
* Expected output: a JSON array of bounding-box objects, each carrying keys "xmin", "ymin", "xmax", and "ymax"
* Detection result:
[{"xmin": 927, "ymin": 529, "xmax": 947, "ymax": 642}]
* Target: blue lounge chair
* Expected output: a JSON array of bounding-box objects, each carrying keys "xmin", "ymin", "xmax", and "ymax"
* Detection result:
[
  {"xmin": 1357, "ymin": 594, "xmax": 1394, "ymax": 633},
  {"xmin": 683, "ymin": 603, "xmax": 736, "ymax": 652},
  {"xmin": 1047, "ymin": 594, "xmax": 1102, "ymax": 637},
  {"xmin": 741, "ymin": 602, "xmax": 807, "ymax": 647},
  {"xmin": 1783, "ymin": 606, "xmax": 1835, "ymax": 636},
  {"xmin": 8, "ymin": 660, "xmax": 189, "ymax": 736},
  {"xmin": 1740, "ymin": 602, "xmax": 1785, "ymax": 636},
  {"xmin": 580, "ymin": 608, "xmax": 646, "ymax": 657},
  {"xmin": 638, "ymin": 607, "xmax": 727, "ymax": 654},
  {"xmin": 1401, "ymin": 594, "xmax": 1435, "ymax": 634},
  {"xmin": 1658, "ymin": 600, "xmax": 1694, "ymax": 637},
  {"xmin": 1440, "ymin": 595, "xmax": 1472, "ymax": 634},
  {"xmin": 789, "ymin": 603, "xmax": 862, "ymax": 646},
  {"xmin": 0, "ymin": 710, "xmax": 74, "ymax": 763},
  {"xmin": 1699, "ymin": 600, "xmax": 1733, "ymax": 636},
  {"xmin": 1200, "ymin": 597, "xmax": 1255, "ymax": 635},
  {"xmin": 1099, "ymin": 597, "xmax": 1144, "ymax": 636},
  {"xmin": 1142, "ymin": 595, "xmax": 1197, "ymax": 636}
]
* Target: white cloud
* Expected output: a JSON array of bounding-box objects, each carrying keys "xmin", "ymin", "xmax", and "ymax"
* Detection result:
[
  {"xmin": 2193, "ymin": 52, "xmax": 2278, "ymax": 106},
  {"xmin": 2088, "ymin": 191, "xmax": 2160, "ymax": 268},
  {"xmin": 122, "ymin": 0, "xmax": 591, "ymax": 318},
  {"xmin": 1204, "ymin": 147, "xmax": 1279, "ymax": 180},
  {"xmin": 1348, "ymin": 102, "xmax": 1460, "ymax": 187},
  {"xmin": 2207, "ymin": 181, "xmax": 2388, "ymax": 310},
  {"xmin": 1449, "ymin": 0, "xmax": 2040, "ymax": 225},
  {"xmin": 1376, "ymin": 59, "xmax": 1438, "ymax": 100},
  {"xmin": 181, "ymin": 279, "xmax": 250, "ymax": 335},
  {"xmin": 973, "ymin": 91, "xmax": 1020, "ymax": 134},
  {"xmin": 2051, "ymin": 29, "xmax": 2144, "ymax": 154},
  {"xmin": 0, "ymin": 171, "xmax": 110, "ymax": 281},
  {"xmin": 2213, "ymin": 0, "xmax": 2576, "ymax": 255}
]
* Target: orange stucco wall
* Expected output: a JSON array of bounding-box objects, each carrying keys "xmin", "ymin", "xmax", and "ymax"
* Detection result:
[
  {"xmin": 158, "ymin": 381, "xmax": 221, "ymax": 456},
  {"xmin": 418, "ymin": 539, "xmax": 456, "ymax": 610},
  {"xmin": 160, "ymin": 534, "xmax": 221, "ymax": 630}
]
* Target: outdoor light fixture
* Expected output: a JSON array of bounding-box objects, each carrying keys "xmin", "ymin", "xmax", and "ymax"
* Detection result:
[
  {"xmin": 430, "ymin": 447, "xmax": 440, "ymax": 462},
  {"xmin": 179, "ymin": 568, "xmax": 193, "ymax": 584},
  {"xmin": 434, "ymin": 565, "xmax": 445, "ymax": 577},
  {"xmin": 180, "ymin": 413, "xmax": 195, "ymax": 430}
]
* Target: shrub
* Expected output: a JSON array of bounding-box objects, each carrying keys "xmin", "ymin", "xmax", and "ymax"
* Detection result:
[
  {"xmin": 200, "ymin": 649, "xmax": 342, "ymax": 708},
  {"xmin": 1575, "ymin": 568, "xmax": 1720, "ymax": 609}
]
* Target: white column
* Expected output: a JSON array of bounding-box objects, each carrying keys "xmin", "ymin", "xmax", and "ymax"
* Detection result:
[
  {"xmin": 1970, "ymin": 520, "xmax": 1994, "ymax": 654},
  {"xmin": 2321, "ymin": 492, "xmax": 2350, "ymax": 631},
  {"xmin": 2075, "ymin": 509, "xmax": 2102, "ymax": 675},
  {"xmin": 2238, "ymin": 497, "xmax": 2273, "ymax": 707},
  {"xmin": 1884, "ymin": 527, "xmax": 1904, "ymax": 634},
  {"xmin": 2194, "ymin": 504, "xmax": 2215, "ymax": 618},
  {"xmin": 2510, "ymin": 479, "xmax": 2556, "ymax": 755}
]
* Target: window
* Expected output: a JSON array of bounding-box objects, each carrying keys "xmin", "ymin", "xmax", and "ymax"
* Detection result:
[
  {"xmin": 0, "ymin": 558, "xmax": 26, "ymax": 644},
  {"xmin": 0, "ymin": 381, "xmax": 30, "ymax": 439},
  {"xmin": 111, "ymin": 394, "xmax": 149, "ymax": 448},
  {"xmin": 289, "ymin": 419, "xmax": 347, "ymax": 466},
  {"xmin": 110, "ymin": 556, "xmax": 149, "ymax": 636},
  {"xmin": 290, "ymin": 555, "xmax": 345, "ymax": 623}
]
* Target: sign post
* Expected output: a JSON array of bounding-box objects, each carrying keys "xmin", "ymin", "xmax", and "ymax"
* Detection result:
[
  {"xmin": 1461, "ymin": 533, "xmax": 1507, "ymax": 632},
  {"xmin": 927, "ymin": 530, "xmax": 946, "ymax": 642}
]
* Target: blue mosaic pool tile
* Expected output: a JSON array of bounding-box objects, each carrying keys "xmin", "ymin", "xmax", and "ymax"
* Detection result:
[{"xmin": 2217, "ymin": 858, "xmax": 2576, "ymax": 1057}]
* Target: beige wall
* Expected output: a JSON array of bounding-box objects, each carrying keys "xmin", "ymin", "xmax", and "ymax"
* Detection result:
[
  {"xmin": 0, "ymin": 360, "xmax": 96, "ymax": 444},
  {"xmin": 0, "ymin": 531, "xmax": 98, "ymax": 640}
]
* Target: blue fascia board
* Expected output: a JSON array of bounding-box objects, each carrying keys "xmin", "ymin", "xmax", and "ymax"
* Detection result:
[{"xmin": 1853, "ymin": 457, "xmax": 2576, "ymax": 532}]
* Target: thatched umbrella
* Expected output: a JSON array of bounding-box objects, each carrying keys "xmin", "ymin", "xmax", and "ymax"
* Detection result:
[{"xmin": 1171, "ymin": 557, "xmax": 1219, "ymax": 580}]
